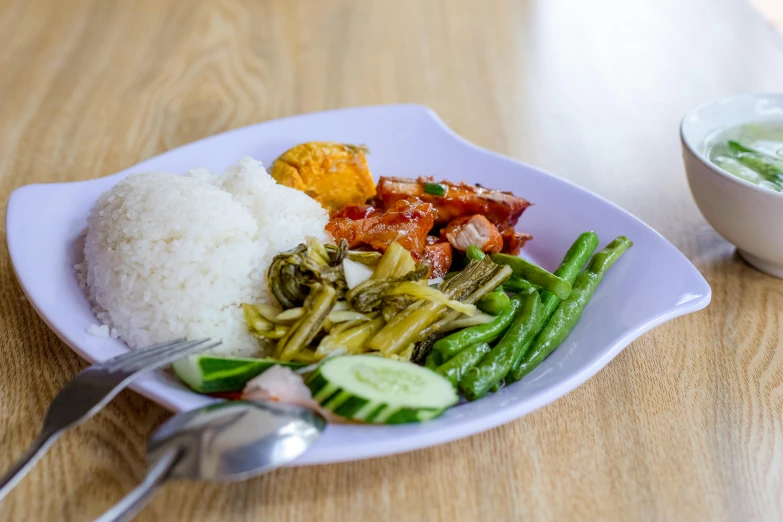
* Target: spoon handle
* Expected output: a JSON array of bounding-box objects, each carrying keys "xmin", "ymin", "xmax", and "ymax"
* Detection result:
[
  {"xmin": 94, "ymin": 448, "xmax": 180, "ymax": 522},
  {"xmin": 0, "ymin": 431, "xmax": 59, "ymax": 502}
]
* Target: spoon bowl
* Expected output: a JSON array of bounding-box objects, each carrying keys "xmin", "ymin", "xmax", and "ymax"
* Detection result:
[
  {"xmin": 97, "ymin": 400, "xmax": 325, "ymax": 522},
  {"xmin": 149, "ymin": 400, "xmax": 325, "ymax": 482}
]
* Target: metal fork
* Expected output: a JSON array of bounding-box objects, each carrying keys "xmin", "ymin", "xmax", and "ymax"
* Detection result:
[{"xmin": 0, "ymin": 337, "xmax": 221, "ymax": 502}]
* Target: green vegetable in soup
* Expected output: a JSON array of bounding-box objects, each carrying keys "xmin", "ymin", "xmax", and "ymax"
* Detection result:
[{"xmin": 705, "ymin": 122, "xmax": 783, "ymax": 192}]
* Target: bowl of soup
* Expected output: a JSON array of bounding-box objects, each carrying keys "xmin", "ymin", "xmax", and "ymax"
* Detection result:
[{"xmin": 681, "ymin": 93, "xmax": 783, "ymax": 278}]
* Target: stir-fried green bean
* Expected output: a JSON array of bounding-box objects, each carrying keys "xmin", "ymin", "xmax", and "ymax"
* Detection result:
[
  {"xmin": 459, "ymin": 287, "xmax": 543, "ymax": 401},
  {"xmin": 436, "ymin": 342, "xmax": 491, "ymax": 387},
  {"xmin": 502, "ymin": 275, "xmax": 535, "ymax": 292},
  {"xmin": 477, "ymin": 291, "xmax": 511, "ymax": 315},
  {"xmin": 510, "ymin": 236, "xmax": 632, "ymax": 381},
  {"xmin": 425, "ymin": 350, "xmax": 443, "ymax": 370},
  {"xmin": 433, "ymin": 294, "xmax": 524, "ymax": 358},
  {"xmin": 490, "ymin": 253, "xmax": 572, "ymax": 299},
  {"xmin": 506, "ymin": 232, "xmax": 599, "ymax": 380},
  {"xmin": 466, "ymin": 245, "xmax": 485, "ymax": 261}
]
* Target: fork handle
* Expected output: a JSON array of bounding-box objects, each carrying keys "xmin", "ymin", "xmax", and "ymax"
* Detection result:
[
  {"xmin": 0, "ymin": 430, "xmax": 60, "ymax": 502},
  {"xmin": 93, "ymin": 448, "xmax": 180, "ymax": 522}
]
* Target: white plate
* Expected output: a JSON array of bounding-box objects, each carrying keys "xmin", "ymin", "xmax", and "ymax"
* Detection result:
[{"xmin": 6, "ymin": 105, "xmax": 710, "ymax": 465}]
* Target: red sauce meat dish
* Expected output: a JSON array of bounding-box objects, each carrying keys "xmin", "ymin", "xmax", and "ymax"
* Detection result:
[{"xmin": 327, "ymin": 176, "xmax": 533, "ymax": 276}]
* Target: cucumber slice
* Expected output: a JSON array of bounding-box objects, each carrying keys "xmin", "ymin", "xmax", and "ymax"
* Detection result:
[
  {"xmin": 306, "ymin": 355, "xmax": 458, "ymax": 424},
  {"xmin": 173, "ymin": 355, "xmax": 305, "ymax": 393}
]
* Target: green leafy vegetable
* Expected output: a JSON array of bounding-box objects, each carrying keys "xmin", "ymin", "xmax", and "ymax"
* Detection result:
[
  {"xmin": 346, "ymin": 264, "xmax": 428, "ymax": 312},
  {"xmin": 386, "ymin": 281, "xmax": 478, "ymax": 316},
  {"xmin": 276, "ymin": 283, "xmax": 338, "ymax": 361},
  {"xmin": 368, "ymin": 256, "xmax": 512, "ymax": 355},
  {"xmin": 267, "ymin": 238, "xmax": 348, "ymax": 308},
  {"xmin": 726, "ymin": 140, "xmax": 783, "ymax": 189},
  {"xmin": 316, "ymin": 317, "xmax": 385, "ymax": 356}
]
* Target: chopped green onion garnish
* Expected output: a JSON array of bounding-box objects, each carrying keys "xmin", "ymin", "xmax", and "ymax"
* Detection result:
[{"xmin": 424, "ymin": 183, "xmax": 447, "ymax": 196}]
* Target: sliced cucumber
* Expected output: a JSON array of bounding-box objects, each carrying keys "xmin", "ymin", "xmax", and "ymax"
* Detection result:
[
  {"xmin": 173, "ymin": 354, "xmax": 304, "ymax": 393},
  {"xmin": 306, "ymin": 355, "xmax": 458, "ymax": 424}
]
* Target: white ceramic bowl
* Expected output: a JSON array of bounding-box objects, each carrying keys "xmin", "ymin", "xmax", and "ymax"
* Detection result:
[{"xmin": 681, "ymin": 93, "xmax": 783, "ymax": 277}]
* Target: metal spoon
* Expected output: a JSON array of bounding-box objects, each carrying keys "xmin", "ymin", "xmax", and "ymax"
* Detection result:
[{"xmin": 95, "ymin": 400, "xmax": 325, "ymax": 522}]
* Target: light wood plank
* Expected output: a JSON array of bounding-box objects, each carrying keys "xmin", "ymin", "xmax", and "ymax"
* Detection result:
[{"xmin": 1, "ymin": 0, "xmax": 782, "ymax": 520}]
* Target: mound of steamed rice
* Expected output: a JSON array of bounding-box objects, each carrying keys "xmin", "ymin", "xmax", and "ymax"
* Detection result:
[{"xmin": 77, "ymin": 157, "xmax": 330, "ymax": 356}]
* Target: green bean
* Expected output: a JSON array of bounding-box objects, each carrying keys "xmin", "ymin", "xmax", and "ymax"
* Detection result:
[
  {"xmin": 466, "ymin": 245, "xmax": 485, "ymax": 261},
  {"xmin": 510, "ymin": 236, "xmax": 632, "ymax": 381},
  {"xmin": 477, "ymin": 291, "xmax": 511, "ymax": 315},
  {"xmin": 502, "ymin": 275, "xmax": 535, "ymax": 292},
  {"xmin": 433, "ymin": 294, "xmax": 524, "ymax": 358},
  {"xmin": 459, "ymin": 287, "xmax": 543, "ymax": 401},
  {"xmin": 506, "ymin": 232, "xmax": 599, "ymax": 377},
  {"xmin": 425, "ymin": 350, "xmax": 443, "ymax": 371},
  {"xmin": 540, "ymin": 232, "xmax": 599, "ymax": 313},
  {"xmin": 435, "ymin": 342, "xmax": 491, "ymax": 387},
  {"xmin": 490, "ymin": 253, "xmax": 572, "ymax": 300}
]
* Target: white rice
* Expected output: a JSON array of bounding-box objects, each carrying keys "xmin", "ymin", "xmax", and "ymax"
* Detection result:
[
  {"xmin": 87, "ymin": 324, "xmax": 110, "ymax": 337},
  {"xmin": 77, "ymin": 157, "xmax": 330, "ymax": 356}
]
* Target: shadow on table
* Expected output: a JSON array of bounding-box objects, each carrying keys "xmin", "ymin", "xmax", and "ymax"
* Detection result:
[{"xmin": 132, "ymin": 441, "xmax": 449, "ymax": 521}]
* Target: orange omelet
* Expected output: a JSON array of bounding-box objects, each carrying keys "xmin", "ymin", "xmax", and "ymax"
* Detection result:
[{"xmin": 270, "ymin": 142, "xmax": 376, "ymax": 212}]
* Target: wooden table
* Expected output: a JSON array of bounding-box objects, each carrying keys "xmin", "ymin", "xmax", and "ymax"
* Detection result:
[{"xmin": 2, "ymin": 0, "xmax": 783, "ymax": 520}]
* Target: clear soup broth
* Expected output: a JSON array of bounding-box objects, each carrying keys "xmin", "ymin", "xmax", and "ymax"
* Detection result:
[{"xmin": 704, "ymin": 122, "xmax": 783, "ymax": 193}]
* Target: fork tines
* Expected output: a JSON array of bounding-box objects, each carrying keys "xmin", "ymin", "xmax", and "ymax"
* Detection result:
[{"xmin": 103, "ymin": 338, "xmax": 221, "ymax": 373}]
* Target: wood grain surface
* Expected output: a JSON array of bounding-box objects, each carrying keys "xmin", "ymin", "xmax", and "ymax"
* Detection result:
[{"xmin": 2, "ymin": 0, "xmax": 783, "ymax": 520}]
